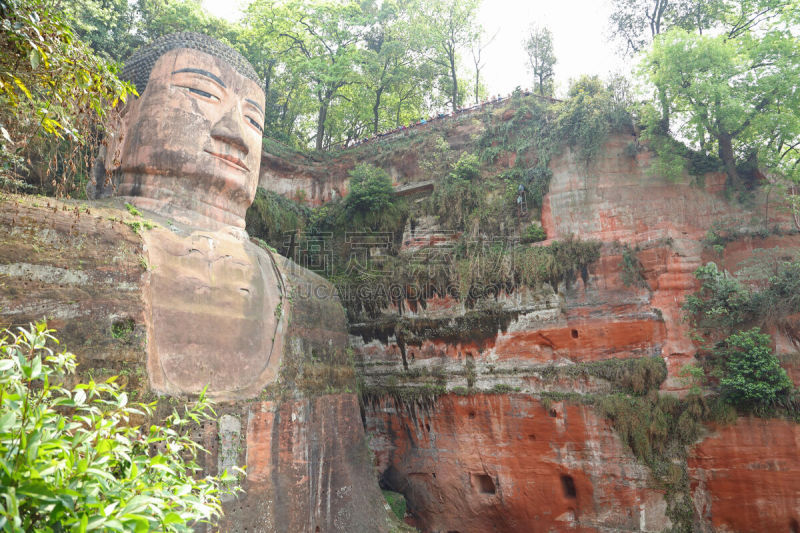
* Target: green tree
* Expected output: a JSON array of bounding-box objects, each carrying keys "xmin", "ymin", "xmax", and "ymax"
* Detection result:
[
  {"xmin": 65, "ymin": 0, "xmax": 143, "ymax": 61},
  {"xmin": 137, "ymin": 0, "xmax": 240, "ymax": 45},
  {"xmin": 0, "ymin": 0, "xmax": 133, "ymax": 195},
  {"xmin": 246, "ymin": 0, "xmax": 365, "ymax": 150},
  {"xmin": 716, "ymin": 328, "xmax": 792, "ymax": 411},
  {"xmin": 420, "ymin": 0, "xmax": 481, "ymax": 112},
  {"xmin": 554, "ymin": 75, "xmax": 632, "ymax": 164},
  {"xmin": 0, "ymin": 323, "xmax": 238, "ymax": 532},
  {"xmin": 608, "ymin": 0, "xmax": 723, "ymax": 55},
  {"xmin": 360, "ymin": 0, "xmax": 428, "ymax": 134},
  {"xmin": 523, "ymin": 24, "xmax": 556, "ymax": 97},
  {"xmin": 67, "ymin": 0, "xmax": 240, "ymax": 63},
  {"xmin": 608, "ymin": 0, "xmax": 726, "ymax": 132},
  {"xmin": 344, "ymin": 163, "xmax": 405, "ymax": 230},
  {"xmin": 641, "ymin": 18, "xmax": 800, "ymax": 183},
  {"xmin": 469, "ymin": 27, "xmax": 496, "ymax": 104}
]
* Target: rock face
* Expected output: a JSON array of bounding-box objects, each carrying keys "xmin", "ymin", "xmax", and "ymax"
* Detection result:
[
  {"xmin": 293, "ymin": 99, "xmax": 799, "ymax": 532},
  {"xmin": 366, "ymin": 394, "xmax": 671, "ymax": 533},
  {"xmin": 689, "ymin": 418, "xmax": 800, "ymax": 533},
  {"xmin": 0, "ymin": 195, "xmax": 391, "ymax": 533}
]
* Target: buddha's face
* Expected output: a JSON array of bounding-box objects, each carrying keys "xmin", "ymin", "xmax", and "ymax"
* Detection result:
[{"xmin": 115, "ymin": 48, "xmax": 265, "ymax": 228}]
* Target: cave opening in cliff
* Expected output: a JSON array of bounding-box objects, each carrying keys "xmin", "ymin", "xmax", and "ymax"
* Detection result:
[
  {"xmin": 571, "ymin": 329, "xmax": 579, "ymax": 338},
  {"xmin": 561, "ymin": 474, "xmax": 577, "ymax": 498},
  {"xmin": 790, "ymin": 518, "xmax": 799, "ymax": 533},
  {"xmin": 472, "ymin": 473, "xmax": 496, "ymax": 494}
]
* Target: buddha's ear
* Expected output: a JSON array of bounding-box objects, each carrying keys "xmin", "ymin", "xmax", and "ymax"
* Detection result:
[
  {"xmin": 88, "ymin": 96, "xmax": 140, "ymax": 199},
  {"xmin": 104, "ymin": 96, "xmax": 140, "ymax": 172}
]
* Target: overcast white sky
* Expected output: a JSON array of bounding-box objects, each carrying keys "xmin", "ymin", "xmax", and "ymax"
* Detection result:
[{"xmin": 202, "ymin": 0, "xmax": 631, "ymax": 97}]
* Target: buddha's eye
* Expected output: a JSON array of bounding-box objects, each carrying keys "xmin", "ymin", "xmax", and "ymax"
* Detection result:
[
  {"xmin": 247, "ymin": 116, "xmax": 263, "ymax": 133},
  {"xmin": 179, "ymin": 86, "xmax": 220, "ymax": 102}
]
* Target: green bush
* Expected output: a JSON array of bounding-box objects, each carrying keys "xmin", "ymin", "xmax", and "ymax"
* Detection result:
[
  {"xmin": 716, "ymin": 328, "xmax": 793, "ymax": 412},
  {"xmin": 555, "ymin": 75, "xmax": 632, "ymax": 164},
  {"xmin": 0, "ymin": 0, "xmax": 133, "ymax": 196},
  {"xmin": 620, "ymin": 245, "xmax": 646, "ymax": 287},
  {"xmin": 0, "ymin": 324, "xmax": 238, "ymax": 532},
  {"xmin": 427, "ymin": 153, "xmax": 483, "ymax": 231},
  {"xmin": 245, "ymin": 188, "xmax": 310, "ymax": 255},
  {"xmin": 521, "ymin": 223, "xmax": 546, "ymax": 243},
  {"xmin": 381, "ymin": 489, "xmax": 406, "ymax": 520},
  {"xmin": 685, "ymin": 260, "xmax": 800, "ymax": 339},
  {"xmin": 450, "ymin": 152, "xmax": 481, "ymax": 181},
  {"xmin": 344, "ymin": 163, "xmax": 406, "ymax": 231},
  {"xmin": 683, "ymin": 262, "xmax": 755, "ymax": 336}
]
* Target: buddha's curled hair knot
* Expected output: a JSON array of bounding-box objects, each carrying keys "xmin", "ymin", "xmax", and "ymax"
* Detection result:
[{"xmin": 121, "ymin": 32, "xmax": 260, "ymax": 94}]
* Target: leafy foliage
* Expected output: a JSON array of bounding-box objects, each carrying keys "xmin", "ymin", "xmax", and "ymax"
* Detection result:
[
  {"xmin": 523, "ymin": 24, "xmax": 556, "ymax": 96},
  {"xmin": 684, "ymin": 260, "xmax": 800, "ymax": 338},
  {"xmin": 715, "ymin": 327, "xmax": 792, "ymax": 412},
  {"xmin": 381, "ymin": 490, "xmax": 406, "ymax": 521},
  {"xmin": 684, "ymin": 261, "xmax": 800, "ymax": 414},
  {"xmin": 0, "ymin": 0, "xmax": 133, "ymax": 195},
  {"xmin": 246, "ymin": 188, "xmax": 310, "ymax": 255},
  {"xmin": 427, "ymin": 152, "xmax": 483, "ymax": 230},
  {"xmin": 0, "ymin": 324, "xmax": 238, "ymax": 532},
  {"xmin": 619, "ymin": 244, "xmax": 646, "ymax": 287},
  {"xmin": 521, "ymin": 223, "xmax": 546, "ymax": 243},
  {"xmin": 555, "ymin": 75, "xmax": 633, "ymax": 164},
  {"xmin": 343, "ymin": 163, "xmax": 406, "ymax": 231},
  {"xmin": 639, "ymin": 6, "xmax": 800, "ymax": 184}
]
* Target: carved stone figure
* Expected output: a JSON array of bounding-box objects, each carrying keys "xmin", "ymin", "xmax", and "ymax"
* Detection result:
[
  {"xmin": 102, "ymin": 32, "xmax": 264, "ymax": 230},
  {"xmin": 1, "ymin": 33, "xmax": 390, "ymax": 531},
  {"xmin": 98, "ymin": 33, "xmax": 287, "ymax": 399}
]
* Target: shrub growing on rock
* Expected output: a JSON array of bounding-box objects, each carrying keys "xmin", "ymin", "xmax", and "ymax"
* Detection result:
[
  {"xmin": 344, "ymin": 163, "xmax": 406, "ymax": 231},
  {"xmin": 716, "ymin": 328, "xmax": 793, "ymax": 413},
  {"xmin": 0, "ymin": 323, "xmax": 238, "ymax": 532}
]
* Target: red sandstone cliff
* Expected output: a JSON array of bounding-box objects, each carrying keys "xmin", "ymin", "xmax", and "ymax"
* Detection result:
[{"xmin": 258, "ymin": 100, "xmax": 800, "ymax": 531}]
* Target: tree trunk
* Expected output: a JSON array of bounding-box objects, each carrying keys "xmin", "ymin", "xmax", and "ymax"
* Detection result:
[
  {"xmin": 450, "ymin": 52, "xmax": 458, "ymax": 112},
  {"xmin": 658, "ymin": 85, "xmax": 670, "ymax": 133},
  {"xmin": 372, "ymin": 86, "xmax": 383, "ymax": 135},
  {"xmin": 718, "ymin": 132, "xmax": 739, "ymax": 182},
  {"xmin": 315, "ymin": 100, "xmax": 329, "ymax": 151}
]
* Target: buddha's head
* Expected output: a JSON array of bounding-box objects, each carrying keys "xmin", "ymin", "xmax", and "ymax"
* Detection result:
[{"xmin": 102, "ymin": 33, "xmax": 265, "ymax": 229}]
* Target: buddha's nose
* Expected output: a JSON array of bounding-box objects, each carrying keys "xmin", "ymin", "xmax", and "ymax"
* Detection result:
[{"xmin": 210, "ymin": 106, "xmax": 249, "ymax": 155}]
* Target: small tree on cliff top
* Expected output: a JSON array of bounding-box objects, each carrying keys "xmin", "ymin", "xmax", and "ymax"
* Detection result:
[
  {"xmin": 0, "ymin": 323, "xmax": 238, "ymax": 532},
  {"xmin": 715, "ymin": 328, "xmax": 792, "ymax": 413},
  {"xmin": 344, "ymin": 163, "xmax": 405, "ymax": 231},
  {"xmin": 523, "ymin": 24, "xmax": 555, "ymax": 97}
]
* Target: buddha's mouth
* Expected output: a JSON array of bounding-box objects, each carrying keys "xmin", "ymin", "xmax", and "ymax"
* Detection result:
[{"xmin": 204, "ymin": 150, "xmax": 250, "ymax": 173}]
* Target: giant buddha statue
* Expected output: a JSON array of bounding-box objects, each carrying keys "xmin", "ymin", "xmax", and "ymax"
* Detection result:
[
  {"xmin": 1, "ymin": 33, "xmax": 390, "ymax": 531},
  {"xmin": 95, "ymin": 33, "xmax": 287, "ymax": 399}
]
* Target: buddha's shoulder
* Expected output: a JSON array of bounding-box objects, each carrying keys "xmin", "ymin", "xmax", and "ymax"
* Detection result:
[{"xmin": 261, "ymin": 248, "xmax": 348, "ymax": 350}]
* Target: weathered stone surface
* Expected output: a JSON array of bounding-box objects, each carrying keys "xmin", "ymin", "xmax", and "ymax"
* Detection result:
[
  {"xmin": 0, "ymin": 195, "xmax": 389, "ymax": 532},
  {"xmin": 216, "ymin": 394, "xmax": 387, "ymax": 532},
  {"xmin": 689, "ymin": 417, "xmax": 800, "ymax": 533},
  {"xmin": 143, "ymin": 224, "xmax": 287, "ymax": 400},
  {"xmin": 365, "ymin": 394, "xmax": 671, "ymax": 533},
  {"xmin": 0, "ymin": 196, "xmax": 148, "ymax": 388},
  {"xmin": 344, "ymin": 117, "xmax": 800, "ymax": 532}
]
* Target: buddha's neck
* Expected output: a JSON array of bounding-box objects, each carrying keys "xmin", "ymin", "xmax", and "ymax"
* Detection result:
[{"xmin": 117, "ymin": 174, "xmax": 247, "ymax": 231}]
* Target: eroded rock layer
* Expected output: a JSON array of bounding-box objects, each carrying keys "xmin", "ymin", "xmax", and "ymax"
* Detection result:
[
  {"xmin": 366, "ymin": 394, "xmax": 670, "ymax": 532},
  {"xmin": 0, "ymin": 196, "xmax": 392, "ymax": 533},
  {"xmin": 317, "ymin": 107, "xmax": 800, "ymax": 530}
]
